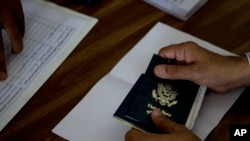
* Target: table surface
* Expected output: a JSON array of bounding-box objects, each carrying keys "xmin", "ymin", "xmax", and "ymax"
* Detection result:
[{"xmin": 1, "ymin": 0, "xmax": 250, "ymax": 140}]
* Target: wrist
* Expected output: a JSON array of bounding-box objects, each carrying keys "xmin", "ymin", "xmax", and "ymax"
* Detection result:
[
  {"xmin": 235, "ymin": 55, "xmax": 250, "ymax": 88},
  {"xmin": 245, "ymin": 52, "xmax": 250, "ymax": 65},
  {"xmin": 223, "ymin": 55, "xmax": 250, "ymax": 92}
]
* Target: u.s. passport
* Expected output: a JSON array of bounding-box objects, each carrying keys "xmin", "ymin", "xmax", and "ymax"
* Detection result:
[{"xmin": 113, "ymin": 54, "xmax": 206, "ymax": 133}]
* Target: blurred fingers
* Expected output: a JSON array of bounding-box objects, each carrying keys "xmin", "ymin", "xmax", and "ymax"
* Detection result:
[
  {"xmin": 14, "ymin": 0, "xmax": 25, "ymax": 36},
  {"xmin": 4, "ymin": 17, "xmax": 23, "ymax": 54},
  {"xmin": 154, "ymin": 64, "xmax": 194, "ymax": 81},
  {"xmin": 125, "ymin": 128, "xmax": 169, "ymax": 141},
  {"xmin": 151, "ymin": 109, "xmax": 180, "ymax": 133},
  {"xmin": 0, "ymin": 33, "xmax": 7, "ymax": 80}
]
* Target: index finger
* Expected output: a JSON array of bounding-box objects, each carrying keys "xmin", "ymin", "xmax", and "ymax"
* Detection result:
[
  {"xmin": 158, "ymin": 43, "xmax": 181, "ymax": 59},
  {"xmin": 151, "ymin": 109, "xmax": 180, "ymax": 133},
  {"xmin": 125, "ymin": 129, "xmax": 170, "ymax": 141},
  {"xmin": 158, "ymin": 42, "xmax": 196, "ymax": 63},
  {"xmin": 4, "ymin": 19, "xmax": 23, "ymax": 54},
  {"xmin": 0, "ymin": 32, "xmax": 7, "ymax": 80}
]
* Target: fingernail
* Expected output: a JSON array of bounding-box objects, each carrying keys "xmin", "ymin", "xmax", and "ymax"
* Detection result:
[
  {"xmin": 154, "ymin": 65, "xmax": 165, "ymax": 77},
  {"xmin": 152, "ymin": 108, "xmax": 163, "ymax": 117},
  {"xmin": 0, "ymin": 72, "xmax": 7, "ymax": 80}
]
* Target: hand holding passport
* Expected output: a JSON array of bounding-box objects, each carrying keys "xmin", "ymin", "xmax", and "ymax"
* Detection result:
[{"xmin": 113, "ymin": 54, "xmax": 206, "ymax": 133}]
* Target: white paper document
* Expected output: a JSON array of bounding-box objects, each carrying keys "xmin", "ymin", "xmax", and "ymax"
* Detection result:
[
  {"xmin": 0, "ymin": 0, "xmax": 97, "ymax": 131},
  {"xmin": 144, "ymin": 0, "xmax": 208, "ymax": 20},
  {"xmin": 52, "ymin": 22, "xmax": 243, "ymax": 140}
]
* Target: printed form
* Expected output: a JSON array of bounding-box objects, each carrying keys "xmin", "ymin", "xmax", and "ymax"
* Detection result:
[{"xmin": 0, "ymin": 0, "xmax": 97, "ymax": 131}]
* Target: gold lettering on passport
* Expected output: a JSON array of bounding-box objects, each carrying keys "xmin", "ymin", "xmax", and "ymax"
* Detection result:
[
  {"xmin": 152, "ymin": 83, "xmax": 178, "ymax": 107},
  {"xmin": 146, "ymin": 103, "xmax": 172, "ymax": 117},
  {"xmin": 145, "ymin": 83, "xmax": 177, "ymax": 117}
]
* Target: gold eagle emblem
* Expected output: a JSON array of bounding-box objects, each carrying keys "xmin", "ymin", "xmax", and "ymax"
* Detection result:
[{"xmin": 152, "ymin": 83, "xmax": 178, "ymax": 107}]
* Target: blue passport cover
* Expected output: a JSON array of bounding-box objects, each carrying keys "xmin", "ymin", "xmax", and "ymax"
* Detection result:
[{"xmin": 113, "ymin": 54, "xmax": 200, "ymax": 133}]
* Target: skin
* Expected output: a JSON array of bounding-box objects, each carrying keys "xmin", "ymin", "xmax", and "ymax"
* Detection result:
[
  {"xmin": 125, "ymin": 109, "xmax": 201, "ymax": 141},
  {"xmin": 125, "ymin": 41, "xmax": 250, "ymax": 141},
  {"xmin": 0, "ymin": 0, "xmax": 25, "ymax": 80},
  {"xmin": 154, "ymin": 41, "xmax": 250, "ymax": 93}
]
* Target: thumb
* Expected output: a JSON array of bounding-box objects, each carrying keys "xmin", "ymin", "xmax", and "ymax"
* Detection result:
[
  {"xmin": 154, "ymin": 64, "xmax": 193, "ymax": 80},
  {"xmin": 151, "ymin": 109, "xmax": 179, "ymax": 133}
]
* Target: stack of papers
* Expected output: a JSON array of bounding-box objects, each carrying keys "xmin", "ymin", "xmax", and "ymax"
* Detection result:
[{"xmin": 144, "ymin": 0, "xmax": 208, "ymax": 20}]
